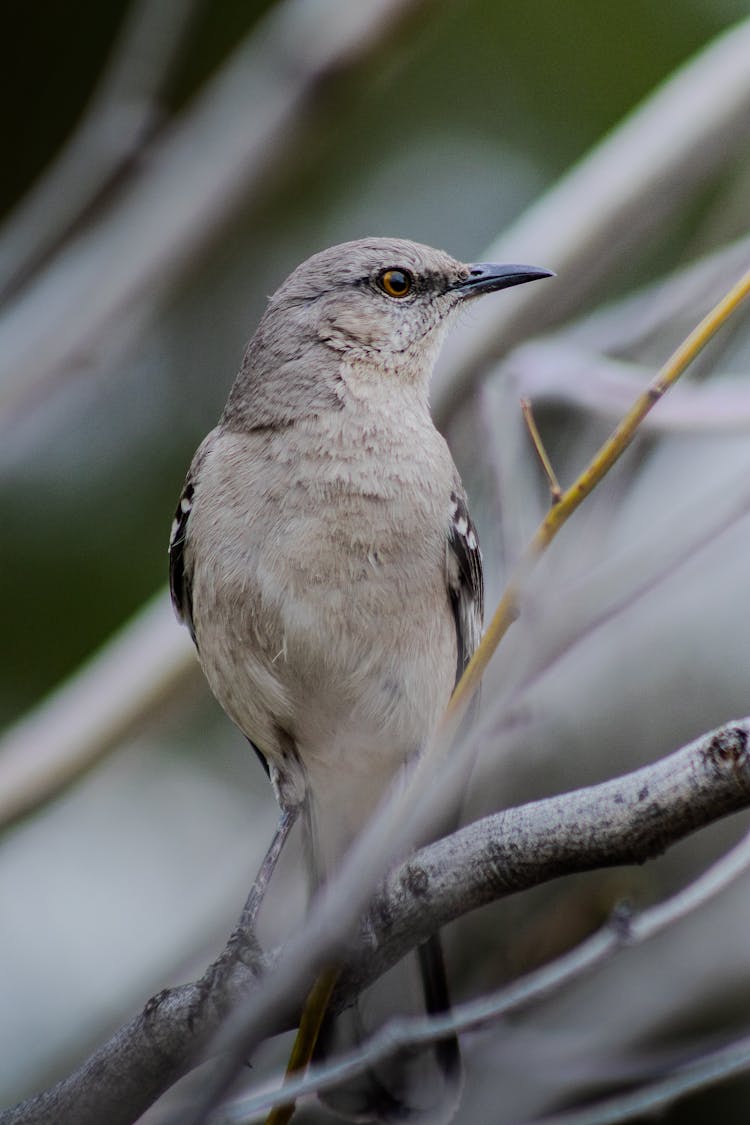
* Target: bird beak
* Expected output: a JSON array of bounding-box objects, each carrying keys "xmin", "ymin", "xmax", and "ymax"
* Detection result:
[{"xmin": 451, "ymin": 262, "xmax": 555, "ymax": 298}]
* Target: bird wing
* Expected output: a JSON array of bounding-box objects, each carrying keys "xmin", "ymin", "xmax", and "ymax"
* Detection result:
[
  {"xmin": 168, "ymin": 455, "xmax": 271, "ymax": 778},
  {"xmin": 168, "ymin": 474, "xmax": 197, "ymax": 644},
  {"xmin": 446, "ymin": 488, "xmax": 484, "ymax": 686}
]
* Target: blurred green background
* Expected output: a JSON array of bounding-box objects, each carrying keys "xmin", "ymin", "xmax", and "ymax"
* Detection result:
[
  {"xmin": 2, "ymin": 0, "xmax": 748, "ymax": 723},
  {"xmin": 2, "ymin": 1, "xmax": 750, "ymax": 1120}
]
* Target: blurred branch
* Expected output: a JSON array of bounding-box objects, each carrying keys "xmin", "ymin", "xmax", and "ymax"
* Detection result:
[
  {"xmin": 531, "ymin": 1034, "xmax": 750, "ymax": 1125},
  {"xmin": 227, "ymin": 819, "xmax": 750, "ymax": 1121},
  {"xmin": 3, "ymin": 22, "xmax": 749, "ymax": 832},
  {"xmin": 0, "ymin": 593, "xmax": 196, "ymax": 831},
  {"xmin": 164, "ymin": 265, "xmax": 750, "ymax": 1125},
  {"xmin": 4, "ymin": 717, "xmax": 749, "ymax": 1125},
  {"xmin": 507, "ymin": 234, "xmax": 750, "ymax": 427},
  {"xmin": 560, "ymin": 232, "xmax": 750, "ymax": 356},
  {"xmin": 489, "ymin": 468, "xmax": 750, "ymax": 732},
  {"xmin": 433, "ymin": 16, "xmax": 750, "ymax": 419},
  {"xmin": 0, "ymin": 0, "xmax": 201, "ymax": 299},
  {"xmin": 0, "ymin": 0, "xmax": 433, "ymax": 421},
  {"xmin": 1, "ymin": 221, "xmax": 746, "ymax": 1107},
  {"xmin": 510, "ymin": 341, "xmax": 750, "ymax": 431},
  {"xmin": 445, "ymin": 266, "xmax": 750, "ymax": 725}
]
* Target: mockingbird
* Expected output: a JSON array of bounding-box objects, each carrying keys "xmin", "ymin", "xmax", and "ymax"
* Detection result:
[{"xmin": 169, "ymin": 238, "xmax": 552, "ymax": 1122}]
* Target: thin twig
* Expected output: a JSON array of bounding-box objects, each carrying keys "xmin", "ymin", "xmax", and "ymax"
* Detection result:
[
  {"xmin": 265, "ymin": 967, "xmax": 339, "ymax": 1125},
  {"xmin": 529, "ymin": 1033, "xmax": 750, "ymax": 1125},
  {"xmin": 445, "ymin": 267, "xmax": 750, "ymax": 727},
  {"xmin": 520, "ymin": 396, "xmax": 562, "ymax": 501},
  {"xmin": 432, "ymin": 16, "xmax": 750, "ymax": 418},
  {"xmin": 5, "ymin": 716, "xmax": 747, "ymax": 1125},
  {"xmin": 223, "ymin": 823, "xmax": 750, "ymax": 1122}
]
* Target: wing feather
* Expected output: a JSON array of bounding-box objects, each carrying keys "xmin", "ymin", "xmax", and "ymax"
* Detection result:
[
  {"xmin": 446, "ymin": 489, "xmax": 484, "ymax": 686},
  {"xmin": 169, "ymin": 477, "xmax": 196, "ymax": 644}
]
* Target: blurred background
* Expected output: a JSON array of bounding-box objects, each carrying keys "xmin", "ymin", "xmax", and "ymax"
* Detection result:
[{"xmin": 2, "ymin": 0, "xmax": 750, "ymax": 1120}]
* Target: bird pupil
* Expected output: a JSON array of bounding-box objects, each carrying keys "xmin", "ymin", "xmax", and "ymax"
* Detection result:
[{"xmin": 380, "ymin": 268, "xmax": 411, "ymax": 297}]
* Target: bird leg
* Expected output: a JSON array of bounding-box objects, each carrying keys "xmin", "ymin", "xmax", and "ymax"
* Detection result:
[
  {"xmin": 238, "ymin": 804, "xmax": 300, "ymax": 934},
  {"xmin": 190, "ymin": 805, "xmax": 299, "ymax": 1030}
]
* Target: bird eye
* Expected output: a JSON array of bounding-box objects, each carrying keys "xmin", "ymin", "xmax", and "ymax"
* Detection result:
[{"xmin": 377, "ymin": 268, "xmax": 413, "ymax": 298}]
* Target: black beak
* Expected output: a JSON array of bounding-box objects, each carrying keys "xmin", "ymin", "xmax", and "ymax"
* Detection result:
[{"xmin": 452, "ymin": 262, "xmax": 555, "ymax": 298}]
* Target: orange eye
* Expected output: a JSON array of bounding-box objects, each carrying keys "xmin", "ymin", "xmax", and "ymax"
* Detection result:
[{"xmin": 377, "ymin": 268, "xmax": 413, "ymax": 298}]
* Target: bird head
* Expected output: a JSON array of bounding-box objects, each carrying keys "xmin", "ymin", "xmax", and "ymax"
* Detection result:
[
  {"xmin": 271, "ymin": 237, "xmax": 553, "ymax": 374},
  {"xmin": 224, "ymin": 238, "xmax": 553, "ymax": 427}
]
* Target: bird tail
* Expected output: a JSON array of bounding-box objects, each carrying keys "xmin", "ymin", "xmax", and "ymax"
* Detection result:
[{"xmin": 316, "ymin": 932, "xmax": 463, "ymax": 1124}]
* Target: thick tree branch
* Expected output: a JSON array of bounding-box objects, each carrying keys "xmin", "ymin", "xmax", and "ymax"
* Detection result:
[
  {"xmin": 225, "ymin": 823, "xmax": 750, "ymax": 1120},
  {"xmin": 3, "ymin": 719, "xmax": 750, "ymax": 1125},
  {"xmin": 342, "ymin": 719, "xmax": 750, "ymax": 1002},
  {"xmin": 5, "ymin": 88, "xmax": 748, "ymax": 836}
]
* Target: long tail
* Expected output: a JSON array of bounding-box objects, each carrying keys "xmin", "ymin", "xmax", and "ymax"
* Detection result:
[{"xmin": 418, "ymin": 934, "xmax": 462, "ymax": 1087}]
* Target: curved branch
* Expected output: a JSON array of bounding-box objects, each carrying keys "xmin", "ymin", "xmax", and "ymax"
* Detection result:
[
  {"xmin": 343, "ymin": 719, "xmax": 750, "ymax": 1001},
  {"xmin": 0, "ymin": 0, "xmax": 201, "ymax": 299},
  {"xmin": 3, "ymin": 719, "xmax": 749, "ymax": 1125},
  {"xmin": 0, "ymin": 0, "xmax": 433, "ymax": 420},
  {"xmin": 432, "ymin": 16, "xmax": 750, "ymax": 419},
  {"xmin": 226, "ymin": 821, "xmax": 750, "ymax": 1120},
  {"xmin": 0, "ymin": 593, "xmax": 196, "ymax": 831},
  {"xmin": 529, "ymin": 1031, "xmax": 750, "ymax": 1125}
]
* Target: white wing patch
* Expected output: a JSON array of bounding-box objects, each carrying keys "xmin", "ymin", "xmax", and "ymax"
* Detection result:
[{"xmin": 446, "ymin": 488, "xmax": 484, "ymax": 684}]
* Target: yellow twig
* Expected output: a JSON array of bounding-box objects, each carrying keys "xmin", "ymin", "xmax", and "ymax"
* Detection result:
[
  {"xmin": 447, "ymin": 266, "xmax": 750, "ymax": 726},
  {"xmin": 270, "ymin": 265, "xmax": 750, "ymax": 1124},
  {"xmin": 265, "ymin": 966, "xmax": 340, "ymax": 1125},
  {"xmin": 520, "ymin": 396, "xmax": 562, "ymax": 502}
]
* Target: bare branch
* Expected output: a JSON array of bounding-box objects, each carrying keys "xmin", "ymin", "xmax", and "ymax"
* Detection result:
[
  {"xmin": 343, "ymin": 720, "xmax": 750, "ymax": 1001},
  {"xmin": 510, "ymin": 341, "xmax": 750, "ymax": 431},
  {"xmin": 0, "ymin": 593, "xmax": 196, "ymax": 831},
  {"xmin": 0, "ymin": 0, "xmax": 434, "ymax": 421},
  {"xmin": 4, "ymin": 61, "xmax": 749, "ymax": 831},
  {"xmin": 432, "ymin": 16, "xmax": 750, "ymax": 419},
  {"xmin": 443, "ymin": 266, "xmax": 750, "ymax": 728},
  {"xmin": 226, "ymin": 820, "xmax": 750, "ymax": 1121},
  {"xmin": 520, "ymin": 396, "xmax": 562, "ymax": 501},
  {"xmin": 0, "ymin": 0, "xmax": 201, "ymax": 298},
  {"xmin": 3, "ymin": 718, "xmax": 749, "ymax": 1125},
  {"xmin": 528, "ymin": 1033, "xmax": 750, "ymax": 1125}
]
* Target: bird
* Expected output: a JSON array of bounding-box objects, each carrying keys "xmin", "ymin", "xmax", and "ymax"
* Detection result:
[{"xmin": 168, "ymin": 237, "xmax": 553, "ymax": 1122}]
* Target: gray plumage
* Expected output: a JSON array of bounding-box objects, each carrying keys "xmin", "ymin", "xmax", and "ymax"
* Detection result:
[{"xmin": 169, "ymin": 238, "xmax": 551, "ymax": 1122}]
